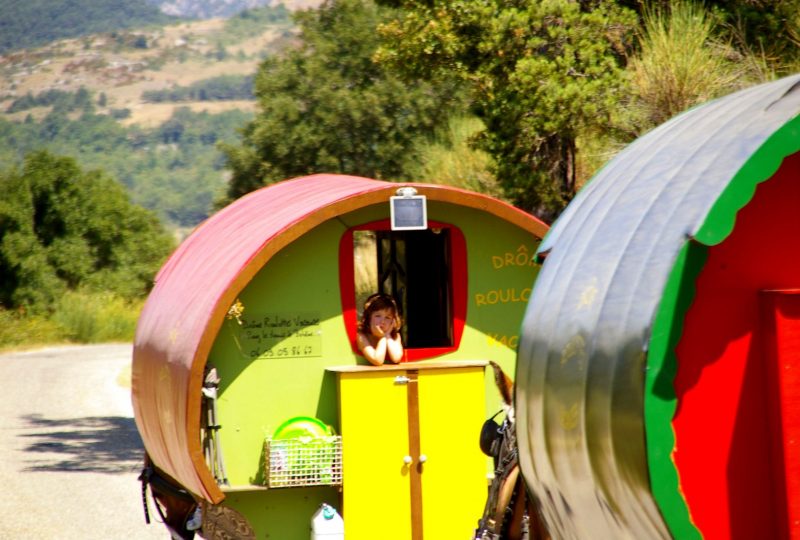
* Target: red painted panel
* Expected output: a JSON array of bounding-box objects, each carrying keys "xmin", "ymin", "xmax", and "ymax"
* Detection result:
[
  {"xmin": 761, "ymin": 291, "xmax": 800, "ymax": 540},
  {"xmin": 673, "ymin": 152, "xmax": 800, "ymax": 539}
]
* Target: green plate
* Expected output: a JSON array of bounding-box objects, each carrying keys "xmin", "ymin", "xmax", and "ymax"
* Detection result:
[{"xmin": 272, "ymin": 416, "xmax": 332, "ymax": 439}]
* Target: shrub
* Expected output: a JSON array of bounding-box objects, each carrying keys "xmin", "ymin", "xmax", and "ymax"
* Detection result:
[
  {"xmin": 0, "ymin": 309, "xmax": 64, "ymax": 351},
  {"xmin": 628, "ymin": 1, "xmax": 755, "ymax": 127},
  {"xmin": 52, "ymin": 289, "xmax": 142, "ymax": 343}
]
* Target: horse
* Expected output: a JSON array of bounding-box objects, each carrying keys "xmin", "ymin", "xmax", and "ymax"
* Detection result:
[
  {"xmin": 139, "ymin": 453, "xmax": 199, "ymax": 539},
  {"xmin": 475, "ymin": 361, "xmax": 549, "ymax": 540}
]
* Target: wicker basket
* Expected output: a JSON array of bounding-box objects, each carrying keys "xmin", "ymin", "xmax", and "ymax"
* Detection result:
[{"xmin": 265, "ymin": 436, "xmax": 342, "ymax": 488}]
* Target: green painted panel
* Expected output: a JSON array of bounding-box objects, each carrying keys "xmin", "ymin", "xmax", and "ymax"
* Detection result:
[
  {"xmin": 696, "ymin": 116, "xmax": 800, "ymax": 246},
  {"xmin": 221, "ymin": 487, "xmax": 340, "ymax": 540},
  {"xmin": 206, "ymin": 200, "xmax": 542, "ymax": 534},
  {"xmin": 432, "ymin": 202, "xmax": 540, "ymax": 413},
  {"xmin": 209, "ymin": 219, "xmax": 350, "ymax": 487},
  {"xmin": 339, "ymin": 200, "xmax": 540, "ymax": 368},
  {"xmin": 645, "ymin": 241, "xmax": 707, "ymax": 540}
]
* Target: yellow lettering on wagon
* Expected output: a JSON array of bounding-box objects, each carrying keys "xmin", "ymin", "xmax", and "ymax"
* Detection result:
[
  {"xmin": 473, "ymin": 287, "xmax": 532, "ymax": 307},
  {"xmin": 577, "ymin": 277, "xmax": 599, "ymax": 309},
  {"xmin": 490, "ymin": 244, "xmax": 538, "ymax": 269},
  {"xmin": 157, "ymin": 365, "xmax": 174, "ymax": 425},
  {"xmin": 559, "ymin": 334, "xmax": 588, "ymax": 377},
  {"xmin": 487, "ymin": 334, "xmax": 520, "ymax": 349},
  {"xmin": 560, "ymin": 403, "xmax": 580, "ymax": 431},
  {"xmin": 560, "ymin": 334, "xmax": 587, "ymax": 365}
]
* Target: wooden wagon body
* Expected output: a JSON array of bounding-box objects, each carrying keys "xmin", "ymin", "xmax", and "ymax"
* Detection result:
[
  {"xmin": 516, "ymin": 73, "xmax": 800, "ymax": 539},
  {"xmin": 132, "ymin": 174, "xmax": 548, "ymax": 539}
]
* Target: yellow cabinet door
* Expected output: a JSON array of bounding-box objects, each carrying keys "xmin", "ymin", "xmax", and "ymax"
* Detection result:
[
  {"xmin": 338, "ymin": 364, "xmax": 487, "ymax": 540},
  {"xmin": 339, "ymin": 371, "xmax": 412, "ymax": 540},
  {"xmin": 417, "ymin": 367, "xmax": 488, "ymax": 540}
]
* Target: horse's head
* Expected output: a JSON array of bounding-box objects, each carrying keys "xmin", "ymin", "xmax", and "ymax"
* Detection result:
[{"xmin": 489, "ymin": 360, "xmax": 515, "ymax": 423}]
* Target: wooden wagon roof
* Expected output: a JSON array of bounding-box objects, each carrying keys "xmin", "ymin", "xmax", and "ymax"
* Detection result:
[
  {"xmin": 132, "ymin": 174, "xmax": 548, "ymax": 502},
  {"xmin": 515, "ymin": 74, "xmax": 800, "ymax": 538}
]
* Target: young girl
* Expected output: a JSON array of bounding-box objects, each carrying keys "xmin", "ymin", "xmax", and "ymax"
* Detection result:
[{"xmin": 356, "ymin": 293, "xmax": 404, "ymax": 366}]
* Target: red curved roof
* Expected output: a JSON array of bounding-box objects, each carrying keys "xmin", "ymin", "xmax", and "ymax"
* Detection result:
[{"xmin": 132, "ymin": 174, "xmax": 547, "ymax": 502}]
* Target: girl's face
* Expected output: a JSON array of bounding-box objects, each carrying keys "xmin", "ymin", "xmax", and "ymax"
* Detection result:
[{"xmin": 369, "ymin": 308, "xmax": 395, "ymax": 334}]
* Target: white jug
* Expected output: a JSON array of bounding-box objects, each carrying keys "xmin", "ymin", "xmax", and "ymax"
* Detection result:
[{"xmin": 311, "ymin": 503, "xmax": 344, "ymax": 540}]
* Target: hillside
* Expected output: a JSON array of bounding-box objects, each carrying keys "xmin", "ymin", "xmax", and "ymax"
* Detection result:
[
  {"xmin": 151, "ymin": 0, "xmax": 322, "ymax": 19},
  {"xmin": 0, "ymin": 9, "xmax": 295, "ymax": 126},
  {"xmin": 0, "ymin": 1, "xmax": 324, "ymax": 126},
  {"xmin": 0, "ymin": 4, "xmax": 325, "ymax": 230},
  {"xmin": 0, "ymin": 0, "xmax": 323, "ymax": 55},
  {"xmin": 0, "ymin": 0, "xmax": 180, "ymax": 55}
]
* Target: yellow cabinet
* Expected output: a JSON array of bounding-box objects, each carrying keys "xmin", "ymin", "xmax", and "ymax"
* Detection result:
[{"xmin": 330, "ymin": 361, "xmax": 488, "ymax": 540}]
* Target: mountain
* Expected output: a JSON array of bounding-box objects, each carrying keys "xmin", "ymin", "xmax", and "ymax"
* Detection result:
[
  {"xmin": 0, "ymin": 4, "xmax": 309, "ymax": 229},
  {"xmin": 0, "ymin": 1, "xmax": 324, "ymax": 229},
  {"xmin": 0, "ymin": 0, "xmax": 322, "ymax": 55},
  {"xmin": 0, "ymin": 0, "xmax": 180, "ymax": 55},
  {"xmin": 150, "ymin": 0, "xmax": 321, "ymax": 19},
  {"xmin": 1, "ymin": 10, "xmax": 287, "ymax": 125}
]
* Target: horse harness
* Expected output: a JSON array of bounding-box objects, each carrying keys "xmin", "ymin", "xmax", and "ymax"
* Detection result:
[{"xmin": 475, "ymin": 409, "xmax": 531, "ymax": 540}]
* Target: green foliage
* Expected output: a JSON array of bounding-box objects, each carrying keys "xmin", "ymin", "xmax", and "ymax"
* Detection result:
[
  {"xmin": 0, "ymin": 309, "xmax": 64, "ymax": 351},
  {"xmin": 0, "ymin": 0, "xmax": 179, "ymax": 55},
  {"xmin": 0, "ymin": 106, "xmax": 251, "ymax": 227},
  {"xmin": 6, "ymin": 87, "xmax": 95, "ymax": 114},
  {"xmin": 403, "ymin": 115, "xmax": 502, "ymax": 198},
  {"xmin": 0, "ymin": 151, "xmax": 174, "ymax": 313},
  {"xmin": 628, "ymin": 1, "xmax": 754, "ymax": 128},
  {"xmin": 221, "ymin": 5, "xmax": 292, "ymax": 43},
  {"xmin": 634, "ymin": 0, "xmax": 800, "ymax": 71},
  {"xmin": 109, "ymin": 108, "xmax": 131, "ymax": 119},
  {"xmin": 0, "ymin": 290, "xmax": 142, "ymax": 349},
  {"xmin": 52, "ymin": 289, "xmax": 142, "ymax": 343},
  {"xmin": 376, "ymin": 0, "xmax": 638, "ymax": 221},
  {"xmin": 221, "ymin": 0, "xmax": 465, "ymax": 202},
  {"xmin": 142, "ymin": 74, "xmax": 255, "ymax": 102}
]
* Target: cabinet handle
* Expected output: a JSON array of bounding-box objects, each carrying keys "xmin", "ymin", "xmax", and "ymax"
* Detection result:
[
  {"xmin": 394, "ymin": 375, "xmax": 410, "ymax": 384},
  {"xmin": 403, "ymin": 455, "xmax": 413, "ymax": 465},
  {"xmin": 418, "ymin": 454, "xmax": 427, "ymax": 464}
]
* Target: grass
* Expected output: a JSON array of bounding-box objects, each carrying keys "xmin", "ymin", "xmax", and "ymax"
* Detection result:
[
  {"xmin": 0, "ymin": 290, "xmax": 143, "ymax": 351},
  {"xmin": 404, "ymin": 115, "xmax": 504, "ymax": 199},
  {"xmin": 0, "ymin": 310, "xmax": 65, "ymax": 352},
  {"xmin": 628, "ymin": 1, "xmax": 763, "ymax": 127}
]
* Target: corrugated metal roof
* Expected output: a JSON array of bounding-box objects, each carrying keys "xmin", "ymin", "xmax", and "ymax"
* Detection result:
[
  {"xmin": 515, "ymin": 74, "xmax": 800, "ymax": 539},
  {"xmin": 132, "ymin": 173, "xmax": 547, "ymax": 501}
]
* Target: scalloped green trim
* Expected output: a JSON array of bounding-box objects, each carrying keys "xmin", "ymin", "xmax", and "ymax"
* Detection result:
[
  {"xmin": 646, "ymin": 241, "xmax": 706, "ymax": 539},
  {"xmin": 696, "ymin": 116, "xmax": 800, "ymax": 245},
  {"xmin": 645, "ymin": 114, "xmax": 800, "ymax": 538}
]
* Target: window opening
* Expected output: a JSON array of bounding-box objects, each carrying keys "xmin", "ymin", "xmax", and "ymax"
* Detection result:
[
  {"xmin": 353, "ymin": 230, "xmax": 378, "ymax": 314},
  {"xmin": 343, "ymin": 220, "xmax": 465, "ymax": 361}
]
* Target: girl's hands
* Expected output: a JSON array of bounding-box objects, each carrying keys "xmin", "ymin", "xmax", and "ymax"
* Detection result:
[
  {"xmin": 369, "ymin": 310, "xmax": 394, "ymax": 338},
  {"xmin": 370, "ymin": 323, "xmax": 386, "ymax": 338},
  {"xmin": 362, "ymin": 307, "xmax": 402, "ymax": 364}
]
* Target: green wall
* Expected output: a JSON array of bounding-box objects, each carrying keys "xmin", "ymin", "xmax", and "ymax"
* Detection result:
[{"xmin": 206, "ymin": 200, "xmax": 540, "ymax": 538}]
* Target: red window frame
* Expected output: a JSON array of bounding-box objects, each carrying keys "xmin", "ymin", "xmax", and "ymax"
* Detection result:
[{"xmin": 339, "ymin": 219, "xmax": 467, "ymax": 361}]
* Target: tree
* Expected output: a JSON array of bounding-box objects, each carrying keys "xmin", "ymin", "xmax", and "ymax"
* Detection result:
[
  {"xmin": 0, "ymin": 151, "xmax": 173, "ymax": 312},
  {"xmin": 220, "ymin": 0, "xmax": 463, "ymax": 202},
  {"xmin": 626, "ymin": 0, "xmax": 800, "ymax": 69},
  {"xmin": 375, "ymin": 0, "xmax": 638, "ymax": 221},
  {"xmin": 628, "ymin": 1, "xmax": 753, "ymax": 128}
]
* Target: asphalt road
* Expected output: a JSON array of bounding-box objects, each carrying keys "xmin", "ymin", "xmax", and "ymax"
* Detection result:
[{"xmin": 0, "ymin": 344, "xmax": 167, "ymax": 539}]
